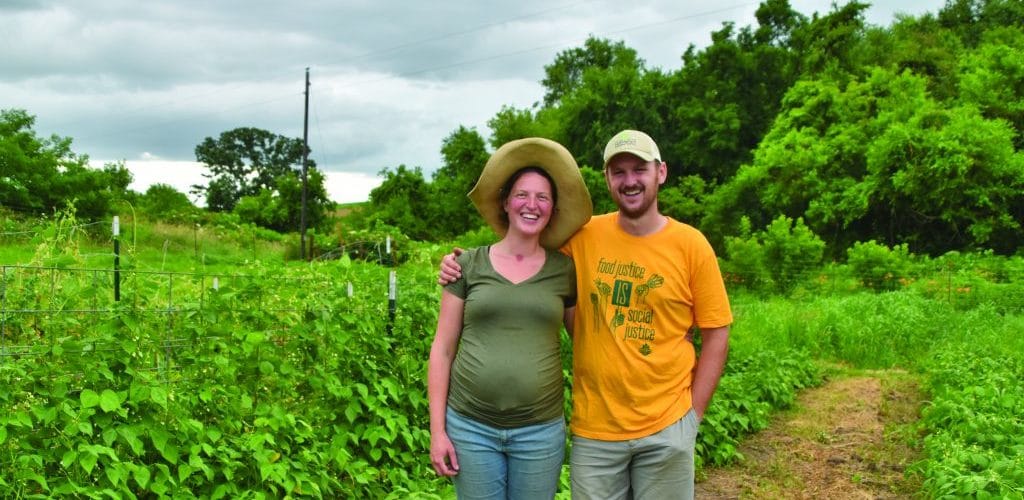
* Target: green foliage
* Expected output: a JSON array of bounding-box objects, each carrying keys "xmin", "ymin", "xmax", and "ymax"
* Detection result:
[
  {"xmin": 193, "ymin": 128, "xmax": 333, "ymax": 232},
  {"xmin": 450, "ymin": 225, "xmax": 498, "ymax": 251},
  {"xmin": 957, "ymin": 26, "xmax": 1024, "ymax": 148},
  {"xmin": 867, "ymin": 102, "xmax": 1023, "ymax": 254},
  {"xmin": 578, "ymin": 166, "xmax": 615, "ymax": 216},
  {"xmin": 911, "ymin": 250, "xmax": 1024, "ymax": 315},
  {"xmin": 2, "ymin": 216, "xmax": 1023, "ymax": 495},
  {"xmin": 845, "ymin": 240, "xmax": 912, "ymax": 291},
  {"xmin": 487, "ymin": 106, "xmax": 557, "ymax": 150},
  {"xmin": 669, "ymin": 0, "xmax": 806, "ymax": 183},
  {"xmin": 1, "ymin": 109, "xmax": 132, "ymax": 220},
  {"xmin": 232, "ymin": 169, "xmax": 333, "ymax": 234},
  {"xmin": 698, "ymin": 350, "xmax": 823, "ymax": 467},
  {"xmin": 0, "ymin": 254, "xmax": 446, "ymax": 497},
  {"xmin": 915, "ymin": 327, "xmax": 1024, "ymax": 498},
  {"xmin": 723, "ymin": 215, "xmax": 825, "ymax": 294},
  {"xmin": 705, "ymin": 66, "xmax": 1024, "ymax": 256},
  {"xmin": 137, "ymin": 183, "xmax": 198, "ymax": 223},
  {"xmin": 790, "ymin": 0, "xmax": 869, "ymax": 78},
  {"xmin": 541, "ymin": 37, "xmax": 643, "ymax": 108},
  {"xmin": 428, "ymin": 127, "xmax": 489, "ymax": 240},
  {"xmin": 658, "ymin": 175, "xmax": 707, "ymax": 226},
  {"xmin": 366, "ymin": 165, "xmax": 434, "ymax": 241}
]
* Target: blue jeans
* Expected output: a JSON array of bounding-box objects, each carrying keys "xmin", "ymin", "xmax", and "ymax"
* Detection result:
[
  {"xmin": 445, "ymin": 407, "xmax": 566, "ymax": 500},
  {"xmin": 570, "ymin": 409, "xmax": 700, "ymax": 500}
]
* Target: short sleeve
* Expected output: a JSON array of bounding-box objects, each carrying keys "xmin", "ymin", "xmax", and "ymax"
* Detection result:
[
  {"xmin": 564, "ymin": 257, "xmax": 577, "ymax": 308},
  {"xmin": 443, "ymin": 249, "xmax": 474, "ymax": 299}
]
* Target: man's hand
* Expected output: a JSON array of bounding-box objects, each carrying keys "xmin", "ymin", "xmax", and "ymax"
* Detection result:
[
  {"xmin": 437, "ymin": 248, "xmax": 464, "ymax": 285},
  {"xmin": 691, "ymin": 325, "xmax": 729, "ymax": 422}
]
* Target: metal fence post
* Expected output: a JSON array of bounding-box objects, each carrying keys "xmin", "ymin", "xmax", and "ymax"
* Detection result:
[{"xmin": 113, "ymin": 216, "xmax": 121, "ymax": 302}]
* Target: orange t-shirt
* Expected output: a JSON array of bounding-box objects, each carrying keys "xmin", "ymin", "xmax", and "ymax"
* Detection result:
[{"xmin": 562, "ymin": 213, "xmax": 733, "ymax": 440}]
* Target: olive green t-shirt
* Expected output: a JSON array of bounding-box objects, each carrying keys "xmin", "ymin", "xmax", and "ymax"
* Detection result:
[{"xmin": 444, "ymin": 246, "xmax": 576, "ymax": 428}]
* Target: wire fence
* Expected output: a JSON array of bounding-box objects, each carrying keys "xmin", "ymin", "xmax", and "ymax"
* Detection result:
[
  {"xmin": 0, "ymin": 263, "xmax": 396, "ymax": 377},
  {"xmin": 1, "ymin": 213, "xmax": 400, "ymax": 274},
  {"xmin": 3, "ymin": 214, "xmax": 1022, "ymax": 386}
]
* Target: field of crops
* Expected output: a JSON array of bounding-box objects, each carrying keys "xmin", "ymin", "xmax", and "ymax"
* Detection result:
[{"xmin": 1, "ymin": 220, "xmax": 1022, "ymax": 498}]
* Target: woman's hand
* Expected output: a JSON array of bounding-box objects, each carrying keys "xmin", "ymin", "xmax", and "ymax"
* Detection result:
[{"xmin": 430, "ymin": 430, "xmax": 460, "ymax": 477}]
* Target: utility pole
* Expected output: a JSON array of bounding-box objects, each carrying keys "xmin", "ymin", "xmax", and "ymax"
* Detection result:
[{"xmin": 300, "ymin": 67, "xmax": 310, "ymax": 260}]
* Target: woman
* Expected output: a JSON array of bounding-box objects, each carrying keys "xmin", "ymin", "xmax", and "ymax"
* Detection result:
[{"xmin": 428, "ymin": 138, "xmax": 592, "ymax": 499}]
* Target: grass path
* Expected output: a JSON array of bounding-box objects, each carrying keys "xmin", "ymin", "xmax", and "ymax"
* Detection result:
[{"xmin": 696, "ymin": 368, "xmax": 925, "ymax": 499}]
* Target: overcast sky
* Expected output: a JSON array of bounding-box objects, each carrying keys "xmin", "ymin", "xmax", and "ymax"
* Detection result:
[{"xmin": 2, "ymin": 0, "xmax": 946, "ymax": 205}]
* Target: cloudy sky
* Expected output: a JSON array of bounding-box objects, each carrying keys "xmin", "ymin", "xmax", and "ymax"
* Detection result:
[{"xmin": 3, "ymin": 0, "xmax": 946, "ymax": 205}]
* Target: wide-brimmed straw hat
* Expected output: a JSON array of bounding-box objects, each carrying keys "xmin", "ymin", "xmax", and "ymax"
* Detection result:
[{"xmin": 468, "ymin": 137, "xmax": 592, "ymax": 249}]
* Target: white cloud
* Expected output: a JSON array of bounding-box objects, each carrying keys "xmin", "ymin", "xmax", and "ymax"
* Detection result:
[
  {"xmin": 18, "ymin": 0, "xmax": 949, "ymax": 204},
  {"xmin": 322, "ymin": 172, "xmax": 383, "ymax": 204},
  {"xmin": 98, "ymin": 158, "xmax": 382, "ymax": 206}
]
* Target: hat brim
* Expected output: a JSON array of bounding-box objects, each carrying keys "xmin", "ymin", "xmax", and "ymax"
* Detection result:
[{"xmin": 468, "ymin": 138, "xmax": 592, "ymax": 249}]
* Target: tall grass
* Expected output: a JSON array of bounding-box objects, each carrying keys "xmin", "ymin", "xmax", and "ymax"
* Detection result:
[{"xmin": 729, "ymin": 290, "xmax": 1012, "ymax": 370}]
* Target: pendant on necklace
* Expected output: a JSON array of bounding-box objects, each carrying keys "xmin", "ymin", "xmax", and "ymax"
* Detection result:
[{"xmin": 515, "ymin": 254, "xmax": 524, "ymax": 262}]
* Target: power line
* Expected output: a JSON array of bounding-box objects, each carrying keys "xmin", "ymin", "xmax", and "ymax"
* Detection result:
[
  {"xmin": 41, "ymin": 0, "xmax": 600, "ymax": 133},
  {"xmin": 39, "ymin": 1, "xmax": 761, "ymax": 168}
]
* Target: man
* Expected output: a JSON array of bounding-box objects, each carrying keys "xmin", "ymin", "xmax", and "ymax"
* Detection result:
[{"xmin": 440, "ymin": 130, "xmax": 732, "ymax": 499}]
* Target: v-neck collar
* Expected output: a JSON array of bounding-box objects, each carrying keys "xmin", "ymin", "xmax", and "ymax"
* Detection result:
[{"xmin": 485, "ymin": 245, "xmax": 548, "ymax": 285}]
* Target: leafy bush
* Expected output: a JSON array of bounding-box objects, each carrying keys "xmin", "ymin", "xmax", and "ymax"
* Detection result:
[
  {"xmin": 724, "ymin": 215, "xmax": 826, "ymax": 294},
  {"xmin": 0, "ymin": 258, "xmax": 448, "ymax": 497},
  {"xmin": 909, "ymin": 251, "xmax": 1024, "ymax": 314},
  {"xmin": 137, "ymin": 184, "xmax": 199, "ymax": 224},
  {"xmin": 722, "ymin": 217, "xmax": 768, "ymax": 291},
  {"xmin": 451, "ymin": 225, "xmax": 498, "ymax": 251},
  {"xmin": 846, "ymin": 240, "xmax": 912, "ymax": 291},
  {"xmin": 697, "ymin": 350, "xmax": 823, "ymax": 467},
  {"xmin": 916, "ymin": 331, "xmax": 1024, "ymax": 498}
]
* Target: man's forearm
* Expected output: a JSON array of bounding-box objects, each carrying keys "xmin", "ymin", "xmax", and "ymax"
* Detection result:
[{"xmin": 691, "ymin": 326, "xmax": 730, "ymax": 420}]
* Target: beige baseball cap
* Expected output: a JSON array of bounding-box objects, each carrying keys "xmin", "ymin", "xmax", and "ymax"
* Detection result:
[{"xmin": 602, "ymin": 129, "xmax": 661, "ymax": 168}]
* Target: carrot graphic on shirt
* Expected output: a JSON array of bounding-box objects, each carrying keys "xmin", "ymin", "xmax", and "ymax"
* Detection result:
[{"xmin": 593, "ymin": 278, "xmax": 612, "ymax": 329}]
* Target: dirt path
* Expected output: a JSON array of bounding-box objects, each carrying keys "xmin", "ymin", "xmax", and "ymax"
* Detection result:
[{"xmin": 696, "ymin": 370, "xmax": 924, "ymax": 499}]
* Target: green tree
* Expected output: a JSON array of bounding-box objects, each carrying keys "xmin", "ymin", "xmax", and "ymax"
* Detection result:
[
  {"xmin": 790, "ymin": 1, "xmax": 870, "ymax": 78},
  {"xmin": 194, "ymin": 127, "xmax": 331, "ymax": 232},
  {"xmin": 704, "ymin": 67, "xmax": 1024, "ymax": 256},
  {"xmin": 138, "ymin": 183, "xmax": 197, "ymax": 220},
  {"xmin": 486, "ymin": 105, "xmax": 551, "ymax": 150},
  {"xmin": 866, "ymin": 103, "xmax": 1023, "ymax": 254},
  {"xmin": 204, "ymin": 175, "xmax": 241, "ymax": 212},
  {"xmin": 232, "ymin": 169, "xmax": 331, "ymax": 233},
  {"xmin": 59, "ymin": 161, "xmax": 133, "ymax": 219},
  {"xmin": 367, "ymin": 165, "xmax": 433, "ymax": 240},
  {"xmin": 429, "ymin": 126, "xmax": 489, "ymax": 239},
  {"xmin": 551, "ymin": 41, "xmax": 667, "ymax": 171},
  {"xmin": 541, "ymin": 37, "xmax": 641, "ymax": 107},
  {"xmin": 1, "ymin": 109, "xmax": 129, "ymax": 219},
  {"xmin": 874, "ymin": 14, "xmax": 963, "ymax": 101},
  {"xmin": 957, "ymin": 27, "xmax": 1024, "ymax": 147},
  {"xmin": 938, "ymin": 0, "xmax": 1024, "ymax": 48},
  {"xmin": 194, "ymin": 127, "xmax": 306, "ymax": 210},
  {"xmin": 658, "ymin": 175, "xmax": 708, "ymax": 226},
  {"xmin": 668, "ymin": 0, "xmax": 805, "ymax": 183},
  {"xmin": 274, "ymin": 168, "xmax": 331, "ymax": 232},
  {"xmin": 579, "ymin": 166, "xmax": 615, "ymax": 216}
]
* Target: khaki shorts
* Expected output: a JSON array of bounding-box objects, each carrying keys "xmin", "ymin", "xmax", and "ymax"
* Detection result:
[{"xmin": 570, "ymin": 409, "xmax": 699, "ymax": 500}]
